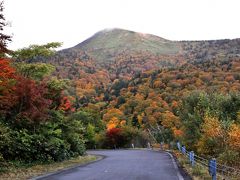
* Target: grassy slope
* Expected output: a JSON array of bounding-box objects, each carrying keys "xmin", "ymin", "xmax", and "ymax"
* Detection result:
[{"xmin": 73, "ymin": 28, "xmax": 180, "ymax": 62}]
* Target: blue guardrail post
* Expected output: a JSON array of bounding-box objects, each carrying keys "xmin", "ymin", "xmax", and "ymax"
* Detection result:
[
  {"xmin": 209, "ymin": 159, "xmax": 217, "ymax": 180},
  {"xmin": 189, "ymin": 151, "xmax": 195, "ymax": 166},
  {"xmin": 212, "ymin": 159, "xmax": 216, "ymax": 180},
  {"xmin": 181, "ymin": 145, "xmax": 186, "ymax": 154}
]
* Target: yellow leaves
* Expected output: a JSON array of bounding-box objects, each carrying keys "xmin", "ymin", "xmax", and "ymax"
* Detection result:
[
  {"xmin": 103, "ymin": 108, "xmax": 126, "ymax": 130},
  {"xmin": 120, "ymin": 120, "xmax": 126, "ymax": 126},
  {"xmin": 197, "ymin": 115, "xmax": 224, "ymax": 155},
  {"xmin": 148, "ymin": 115, "xmax": 156, "ymax": 125},
  {"xmin": 198, "ymin": 115, "xmax": 240, "ymax": 155},
  {"xmin": 228, "ymin": 124, "xmax": 240, "ymax": 150},
  {"xmin": 137, "ymin": 114, "xmax": 143, "ymax": 125},
  {"xmin": 195, "ymin": 79, "xmax": 203, "ymax": 87},
  {"xmin": 103, "ymin": 108, "xmax": 124, "ymax": 122},
  {"xmin": 201, "ymin": 116, "xmax": 222, "ymax": 138},
  {"xmin": 162, "ymin": 111, "xmax": 180, "ymax": 128},
  {"xmin": 161, "ymin": 111, "xmax": 183, "ymax": 138}
]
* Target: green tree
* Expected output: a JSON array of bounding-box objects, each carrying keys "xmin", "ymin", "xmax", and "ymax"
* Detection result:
[{"xmin": 12, "ymin": 42, "xmax": 62, "ymax": 62}]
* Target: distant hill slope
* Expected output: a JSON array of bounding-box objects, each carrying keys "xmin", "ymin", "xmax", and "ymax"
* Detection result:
[
  {"xmin": 69, "ymin": 28, "xmax": 180, "ymax": 62},
  {"xmin": 46, "ymin": 28, "xmax": 240, "ymax": 80}
]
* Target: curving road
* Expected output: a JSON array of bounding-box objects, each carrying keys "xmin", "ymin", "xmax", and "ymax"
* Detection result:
[{"xmin": 39, "ymin": 150, "xmax": 185, "ymax": 180}]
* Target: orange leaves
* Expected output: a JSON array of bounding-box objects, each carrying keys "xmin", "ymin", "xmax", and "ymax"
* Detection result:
[
  {"xmin": 228, "ymin": 124, "xmax": 240, "ymax": 150},
  {"xmin": 225, "ymin": 75, "xmax": 235, "ymax": 83},
  {"xmin": 106, "ymin": 117, "xmax": 119, "ymax": 130},
  {"xmin": 0, "ymin": 58, "xmax": 15, "ymax": 79},
  {"xmin": 171, "ymin": 100, "xmax": 178, "ymax": 109},
  {"xmin": 106, "ymin": 118, "xmax": 126, "ymax": 130},
  {"xmin": 103, "ymin": 108, "xmax": 126, "ymax": 130},
  {"xmin": 153, "ymin": 80, "xmax": 165, "ymax": 88},
  {"xmin": 172, "ymin": 127, "xmax": 183, "ymax": 138},
  {"xmin": 75, "ymin": 70, "xmax": 110, "ymax": 98},
  {"xmin": 0, "ymin": 58, "xmax": 16, "ymax": 91}
]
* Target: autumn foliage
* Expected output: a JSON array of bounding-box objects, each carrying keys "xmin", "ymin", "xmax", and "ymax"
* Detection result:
[
  {"xmin": 1, "ymin": 2, "xmax": 240, "ymax": 168},
  {"xmin": 0, "ymin": 58, "xmax": 16, "ymax": 113},
  {"xmin": 106, "ymin": 128, "xmax": 125, "ymax": 148}
]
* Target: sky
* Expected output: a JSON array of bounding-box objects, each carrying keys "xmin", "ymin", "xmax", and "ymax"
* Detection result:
[{"xmin": 4, "ymin": 0, "xmax": 240, "ymax": 50}]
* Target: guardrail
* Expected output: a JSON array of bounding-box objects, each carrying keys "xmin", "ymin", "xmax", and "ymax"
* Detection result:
[{"xmin": 176, "ymin": 142, "xmax": 240, "ymax": 180}]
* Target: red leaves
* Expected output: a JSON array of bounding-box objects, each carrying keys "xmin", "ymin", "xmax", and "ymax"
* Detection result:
[
  {"xmin": 14, "ymin": 76, "xmax": 52, "ymax": 123},
  {"xmin": 106, "ymin": 128, "xmax": 125, "ymax": 148},
  {"xmin": 107, "ymin": 127, "xmax": 122, "ymax": 136},
  {"xmin": 0, "ymin": 58, "xmax": 17, "ymax": 113},
  {"xmin": 0, "ymin": 59, "xmax": 52, "ymax": 123},
  {"xmin": 59, "ymin": 96, "xmax": 75, "ymax": 112},
  {"xmin": 0, "ymin": 58, "xmax": 15, "ymax": 79}
]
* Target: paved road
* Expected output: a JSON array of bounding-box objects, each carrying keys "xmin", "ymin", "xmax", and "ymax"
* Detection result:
[{"xmin": 40, "ymin": 150, "xmax": 184, "ymax": 180}]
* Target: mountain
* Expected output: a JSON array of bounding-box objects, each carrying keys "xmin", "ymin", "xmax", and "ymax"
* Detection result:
[
  {"xmin": 70, "ymin": 28, "xmax": 180, "ymax": 62},
  {"xmin": 46, "ymin": 28, "xmax": 240, "ymax": 80},
  {"xmin": 44, "ymin": 29, "xmax": 240, "ymax": 167}
]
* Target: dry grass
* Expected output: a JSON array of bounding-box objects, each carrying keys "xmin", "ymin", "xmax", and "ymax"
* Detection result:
[
  {"xmin": 0, "ymin": 155, "xmax": 98, "ymax": 180},
  {"xmin": 175, "ymin": 152, "xmax": 212, "ymax": 180}
]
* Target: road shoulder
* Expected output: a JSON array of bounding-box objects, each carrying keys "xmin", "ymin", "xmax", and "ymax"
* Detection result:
[{"xmin": 30, "ymin": 155, "xmax": 104, "ymax": 180}]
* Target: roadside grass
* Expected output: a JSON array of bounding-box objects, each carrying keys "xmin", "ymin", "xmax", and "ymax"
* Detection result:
[
  {"xmin": 175, "ymin": 152, "xmax": 212, "ymax": 180},
  {"xmin": 0, "ymin": 155, "xmax": 98, "ymax": 180},
  {"xmin": 175, "ymin": 152, "xmax": 239, "ymax": 180}
]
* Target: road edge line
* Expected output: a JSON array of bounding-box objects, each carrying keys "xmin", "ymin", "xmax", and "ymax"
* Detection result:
[{"xmin": 165, "ymin": 151, "xmax": 184, "ymax": 180}]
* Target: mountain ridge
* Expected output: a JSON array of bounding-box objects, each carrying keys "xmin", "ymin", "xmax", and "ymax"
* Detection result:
[
  {"xmin": 61, "ymin": 28, "xmax": 180, "ymax": 63},
  {"xmin": 47, "ymin": 28, "xmax": 240, "ymax": 80}
]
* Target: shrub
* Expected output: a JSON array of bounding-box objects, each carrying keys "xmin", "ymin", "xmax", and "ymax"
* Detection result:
[
  {"xmin": 106, "ymin": 128, "xmax": 125, "ymax": 148},
  {"xmin": 94, "ymin": 131, "xmax": 107, "ymax": 149},
  {"xmin": 218, "ymin": 150, "xmax": 240, "ymax": 167}
]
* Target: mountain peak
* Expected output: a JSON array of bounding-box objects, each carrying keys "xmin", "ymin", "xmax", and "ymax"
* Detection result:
[
  {"xmin": 97, "ymin": 28, "xmax": 133, "ymax": 33},
  {"xmin": 72, "ymin": 28, "xmax": 179, "ymax": 62},
  {"xmin": 95, "ymin": 28, "xmax": 167, "ymax": 41}
]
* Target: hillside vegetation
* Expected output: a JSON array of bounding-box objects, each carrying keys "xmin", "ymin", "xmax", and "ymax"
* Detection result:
[
  {"xmin": 71, "ymin": 28, "xmax": 180, "ymax": 62},
  {"xmin": 1, "ymin": 21, "xmax": 240, "ymax": 173}
]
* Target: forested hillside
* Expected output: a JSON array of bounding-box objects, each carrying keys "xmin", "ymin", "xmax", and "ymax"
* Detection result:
[
  {"xmin": 48, "ymin": 29, "xmax": 240, "ymax": 167},
  {"xmin": 1, "ymin": 11, "xmax": 240, "ymax": 173}
]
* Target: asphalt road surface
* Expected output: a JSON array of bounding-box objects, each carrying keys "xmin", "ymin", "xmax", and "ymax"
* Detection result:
[{"xmin": 39, "ymin": 150, "xmax": 185, "ymax": 180}]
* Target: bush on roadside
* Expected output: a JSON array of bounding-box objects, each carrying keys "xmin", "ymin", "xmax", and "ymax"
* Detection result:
[{"xmin": 0, "ymin": 110, "xmax": 86, "ymax": 164}]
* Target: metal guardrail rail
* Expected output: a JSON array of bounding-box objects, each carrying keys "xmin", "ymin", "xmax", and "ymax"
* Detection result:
[{"xmin": 176, "ymin": 142, "xmax": 240, "ymax": 180}]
